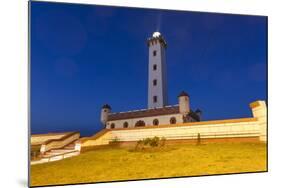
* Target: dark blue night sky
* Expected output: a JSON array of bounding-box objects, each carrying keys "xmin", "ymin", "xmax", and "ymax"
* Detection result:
[{"xmin": 30, "ymin": 1, "xmax": 267, "ymax": 136}]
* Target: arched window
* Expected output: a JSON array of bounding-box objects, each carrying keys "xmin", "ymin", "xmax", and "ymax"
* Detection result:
[
  {"xmin": 135, "ymin": 120, "xmax": 145, "ymax": 127},
  {"xmin": 123, "ymin": 122, "xmax": 128, "ymax": 128},
  {"xmin": 110, "ymin": 123, "xmax": 115, "ymax": 129},
  {"xmin": 170, "ymin": 117, "xmax": 177, "ymax": 124},
  {"xmin": 153, "ymin": 119, "xmax": 159, "ymax": 126}
]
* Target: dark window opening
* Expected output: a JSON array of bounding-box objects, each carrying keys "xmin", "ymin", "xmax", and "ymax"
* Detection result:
[
  {"xmin": 135, "ymin": 120, "xmax": 145, "ymax": 127},
  {"xmin": 153, "ymin": 79, "xmax": 157, "ymax": 86},
  {"xmin": 110, "ymin": 123, "xmax": 115, "ymax": 129},
  {"xmin": 170, "ymin": 117, "xmax": 177, "ymax": 124},
  {"xmin": 153, "ymin": 96, "xmax": 158, "ymax": 103},
  {"xmin": 153, "ymin": 50, "xmax": 157, "ymax": 56},
  {"xmin": 123, "ymin": 122, "xmax": 128, "ymax": 128},
  {"xmin": 153, "ymin": 64, "xmax": 157, "ymax": 70},
  {"xmin": 153, "ymin": 119, "xmax": 159, "ymax": 126}
]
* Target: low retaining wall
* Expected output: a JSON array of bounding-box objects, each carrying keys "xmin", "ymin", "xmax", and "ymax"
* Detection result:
[
  {"xmin": 80, "ymin": 100, "xmax": 267, "ymax": 148},
  {"xmin": 79, "ymin": 129, "xmax": 112, "ymax": 147},
  {"xmin": 109, "ymin": 117, "xmax": 259, "ymax": 141}
]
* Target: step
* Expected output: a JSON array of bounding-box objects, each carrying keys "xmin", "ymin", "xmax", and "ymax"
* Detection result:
[
  {"xmin": 50, "ymin": 149, "xmax": 74, "ymax": 153},
  {"xmin": 64, "ymin": 146, "xmax": 75, "ymax": 149},
  {"xmin": 66, "ymin": 143, "xmax": 75, "ymax": 147},
  {"xmin": 42, "ymin": 150, "xmax": 79, "ymax": 159},
  {"xmin": 44, "ymin": 149, "xmax": 78, "ymax": 155}
]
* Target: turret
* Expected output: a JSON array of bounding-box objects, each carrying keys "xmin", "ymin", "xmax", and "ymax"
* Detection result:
[
  {"xmin": 101, "ymin": 104, "xmax": 111, "ymax": 126},
  {"xmin": 195, "ymin": 109, "xmax": 202, "ymax": 121},
  {"xmin": 178, "ymin": 91, "xmax": 190, "ymax": 115}
]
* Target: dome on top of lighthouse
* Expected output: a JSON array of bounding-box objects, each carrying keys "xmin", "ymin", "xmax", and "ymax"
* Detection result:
[
  {"xmin": 147, "ymin": 31, "xmax": 167, "ymax": 48},
  {"xmin": 152, "ymin": 32, "xmax": 161, "ymax": 38}
]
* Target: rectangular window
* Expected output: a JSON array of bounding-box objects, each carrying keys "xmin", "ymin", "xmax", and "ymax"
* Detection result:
[
  {"xmin": 153, "ymin": 50, "xmax": 157, "ymax": 56},
  {"xmin": 153, "ymin": 64, "xmax": 157, "ymax": 70},
  {"xmin": 153, "ymin": 96, "xmax": 157, "ymax": 103},
  {"xmin": 153, "ymin": 79, "xmax": 157, "ymax": 86}
]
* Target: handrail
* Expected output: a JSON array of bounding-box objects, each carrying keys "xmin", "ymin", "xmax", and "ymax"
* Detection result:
[
  {"xmin": 40, "ymin": 132, "xmax": 80, "ymax": 153},
  {"xmin": 31, "ymin": 131, "xmax": 74, "ymax": 137},
  {"xmin": 44, "ymin": 132, "xmax": 80, "ymax": 145}
]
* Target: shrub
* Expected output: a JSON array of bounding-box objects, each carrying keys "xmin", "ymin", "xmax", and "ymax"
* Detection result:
[
  {"xmin": 134, "ymin": 136, "xmax": 166, "ymax": 151},
  {"xmin": 160, "ymin": 137, "xmax": 166, "ymax": 147},
  {"xmin": 143, "ymin": 137, "xmax": 152, "ymax": 146},
  {"xmin": 150, "ymin": 136, "xmax": 160, "ymax": 147},
  {"xmin": 110, "ymin": 136, "xmax": 120, "ymax": 145},
  {"xmin": 134, "ymin": 139, "xmax": 144, "ymax": 150}
]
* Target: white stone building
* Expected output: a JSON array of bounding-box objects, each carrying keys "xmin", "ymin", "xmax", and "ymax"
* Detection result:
[{"xmin": 101, "ymin": 32, "xmax": 202, "ymax": 129}]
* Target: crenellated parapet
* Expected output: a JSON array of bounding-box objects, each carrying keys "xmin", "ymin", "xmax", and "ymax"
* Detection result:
[{"xmin": 147, "ymin": 34, "xmax": 167, "ymax": 48}]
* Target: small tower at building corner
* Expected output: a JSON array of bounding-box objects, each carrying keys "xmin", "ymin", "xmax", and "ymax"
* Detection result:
[
  {"xmin": 195, "ymin": 109, "xmax": 202, "ymax": 121},
  {"xmin": 101, "ymin": 104, "xmax": 111, "ymax": 126},
  {"xmin": 178, "ymin": 91, "xmax": 190, "ymax": 115},
  {"xmin": 147, "ymin": 32, "xmax": 168, "ymax": 109}
]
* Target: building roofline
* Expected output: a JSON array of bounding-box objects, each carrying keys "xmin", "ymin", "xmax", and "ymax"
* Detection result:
[
  {"xmin": 108, "ymin": 105, "xmax": 180, "ymax": 121},
  {"xmin": 178, "ymin": 91, "xmax": 189, "ymax": 97}
]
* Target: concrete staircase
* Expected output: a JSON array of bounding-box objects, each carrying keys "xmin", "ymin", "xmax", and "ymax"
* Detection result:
[
  {"xmin": 42, "ymin": 141, "xmax": 79, "ymax": 161},
  {"xmin": 31, "ymin": 141, "xmax": 80, "ymax": 165}
]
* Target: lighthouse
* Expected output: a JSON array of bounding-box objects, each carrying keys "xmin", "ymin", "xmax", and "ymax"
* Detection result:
[
  {"xmin": 101, "ymin": 32, "xmax": 201, "ymax": 129},
  {"xmin": 147, "ymin": 32, "xmax": 168, "ymax": 109}
]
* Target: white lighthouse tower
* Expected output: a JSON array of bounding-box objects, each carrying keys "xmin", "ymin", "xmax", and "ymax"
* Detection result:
[{"xmin": 147, "ymin": 32, "xmax": 168, "ymax": 108}]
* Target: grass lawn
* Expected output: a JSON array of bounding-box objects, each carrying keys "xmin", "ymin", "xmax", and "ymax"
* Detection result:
[{"xmin": 30, "ymin": 142, "xmax": 267, "ymax": 187}]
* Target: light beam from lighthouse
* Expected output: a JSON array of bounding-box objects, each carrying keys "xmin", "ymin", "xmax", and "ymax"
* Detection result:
[{"xmin": 147, "ymin": 32, "xmax": 168, "ymax": 109}]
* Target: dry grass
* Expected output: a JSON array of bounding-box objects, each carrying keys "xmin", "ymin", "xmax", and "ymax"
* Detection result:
[{"xmin": 30, "ymin": 142, "xmax": 267, "ymax": 187}]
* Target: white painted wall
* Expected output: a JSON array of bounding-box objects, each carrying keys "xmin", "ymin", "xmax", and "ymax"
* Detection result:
[
  {"xmin": 101, "ymin": 107, "xmax": 110, "ymax": 125},
  {"xmin": 82, "ymin": 117, "xmax": 262, "ymax": 148},
  {"xmin": 106, "ymin": 113, "xmax": 183, "ymax": 129},
  {"xmin": 148, "ymin": 36, "xmax": 167, "ymax": 108},
  {"xmin": 110, "ymin": 120, "xmax": 260, "ymax": 142},
  {"xmin": 179, "ymin": 95, "xmax": 190, "ymax": 114},
  {"xmin": 112, "ymin": 119, "xmax": 260, "ymax": 141}
]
